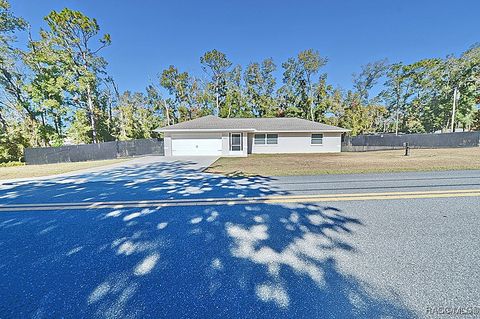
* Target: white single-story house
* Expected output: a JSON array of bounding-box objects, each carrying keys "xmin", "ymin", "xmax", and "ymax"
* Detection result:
[{"xmin": 155, "ymin": 115, "xmax": 349, "ymax": 157}]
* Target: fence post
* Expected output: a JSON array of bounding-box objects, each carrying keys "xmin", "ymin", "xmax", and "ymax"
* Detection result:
[{"xmin": 115, "ymin": 140, "xmax": 120, "ymax": 158}]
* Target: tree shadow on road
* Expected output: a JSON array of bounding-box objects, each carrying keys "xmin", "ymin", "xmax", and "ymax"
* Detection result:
[{"xmin": 0, "ymin": 160, "xmax": 416, "ymax": 318}]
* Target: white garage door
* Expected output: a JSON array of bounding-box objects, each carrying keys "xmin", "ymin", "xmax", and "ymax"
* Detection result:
[{"xmin": 172, "ymin": 135, "xmax": 222, "ymax": 156}]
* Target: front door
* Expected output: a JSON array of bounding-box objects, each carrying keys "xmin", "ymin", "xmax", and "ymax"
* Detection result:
[
  {"xmin": 230, "ymin": 133, "xmax": 243, "ymax": 152},
  {"xmin": 247, "ymin": 133, "xmax": 253, "ymax": 154}
]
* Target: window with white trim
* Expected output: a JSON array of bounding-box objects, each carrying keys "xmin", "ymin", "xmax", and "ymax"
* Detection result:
[
  {"xmin": 311, "ymin": 133, "xmax": 323, "ymax": 145},
  {"xmin": 254, "ymin": 133, "xmax": 278, "ymax": 145},
  {"xmin": 254, "ymin": 134, "xmax": 265, "ymax": 144},
  {"xmin": 266, "ymin": 134, "xmax": 278, "ymax": 144}
]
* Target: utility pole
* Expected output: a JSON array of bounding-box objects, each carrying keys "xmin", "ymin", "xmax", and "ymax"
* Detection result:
[{"xmin": 451, "ymin": 87, "xmax": 458, "ymax": 132}]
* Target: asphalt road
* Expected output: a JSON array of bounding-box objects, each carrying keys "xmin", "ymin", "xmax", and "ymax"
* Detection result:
[{"xmin": 0, "ymin": 168, "xmax": 479, "ymax": 318}]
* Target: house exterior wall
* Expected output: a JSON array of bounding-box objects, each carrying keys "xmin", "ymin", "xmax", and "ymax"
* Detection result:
[
  {"xmin": 221, "ymin": 133, "xmax": 229, "ymax": 156},
  {"xmin": 251, "ymin": 132, "xmax": 342, "ymax": 154},
  {"xmin": 164, "ymin": 133, "xmax": 173, "ymax": 156},
  {"xmin": 240, "ymin": 133, "xmax": 248, "ymax": 156},
  {"xmin": 164, "ymin": 131, "xmax": 342, "ymax": 156}
]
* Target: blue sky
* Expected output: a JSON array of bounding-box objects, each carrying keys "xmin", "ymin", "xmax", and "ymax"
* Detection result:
[{"xmin": 11, "ymin": 0, "xmax": 480, "ymax": 94}]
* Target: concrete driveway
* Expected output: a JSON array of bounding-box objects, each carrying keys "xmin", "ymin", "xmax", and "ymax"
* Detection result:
[
  {"xmin": 1, "ymin": 156, "xmax": 219, "ymax": 184},
  {"xmin": 72, "ymin": 155, "xmax": 220, "ymax": 181}
]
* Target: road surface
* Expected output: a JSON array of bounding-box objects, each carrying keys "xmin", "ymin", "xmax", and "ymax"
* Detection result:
[{"xmin": 0, "ymin": 163, "xmax": 479, "ymax": 318}]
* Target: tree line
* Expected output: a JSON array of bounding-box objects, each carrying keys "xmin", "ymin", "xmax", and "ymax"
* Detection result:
[{"xmin": 0, "ymin": 1, "xmax": 479, "ymax": 162}]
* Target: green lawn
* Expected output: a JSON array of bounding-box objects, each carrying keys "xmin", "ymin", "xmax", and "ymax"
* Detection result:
[
  {"xmin": 0, "ymin": 158, "xmax": 128, "ymax": 180},
  {"xmin": 205, "ymin": 148, "xmax": 480, "ymax": 176}
]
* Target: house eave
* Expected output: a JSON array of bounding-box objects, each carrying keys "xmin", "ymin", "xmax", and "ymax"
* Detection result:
[
  {"xmin": 155, "ymin": 128, "xmax": 350, "ymax": 133},
  {"xmin": 253, "ymin": 129, "xmax": 350, "ymax": 133},
  {"xmin": 154, "ymin": 128, "xmax": 256, "ymax": 133}
]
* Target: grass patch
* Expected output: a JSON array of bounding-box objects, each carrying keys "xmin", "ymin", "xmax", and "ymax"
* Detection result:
[
  {"xmin": 0, "ymin": 158, "xmax": 129, "ymax": 180},
  {"xmin": 0, "ymin": 161, "xmax": 24, "ymax": 167},
  {"xmin": 205, "ymin": 148, "xmax": 480, "ymax": 176}
]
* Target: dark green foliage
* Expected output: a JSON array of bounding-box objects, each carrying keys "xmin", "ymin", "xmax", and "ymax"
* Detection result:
[{"xmin": 0, "ymin": 122, "xmax": 29, "ymax": 162}]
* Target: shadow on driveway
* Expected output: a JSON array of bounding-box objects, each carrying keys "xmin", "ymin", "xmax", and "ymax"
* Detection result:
[{"xmin": 0, "ymin": 160, "xmax": 282, "ymax": 204}]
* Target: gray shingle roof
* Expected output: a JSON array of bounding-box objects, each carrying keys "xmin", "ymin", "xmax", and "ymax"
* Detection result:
[{"xmin": 155, "ymin": 115, "xmax": 349, "ymax": 132}]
